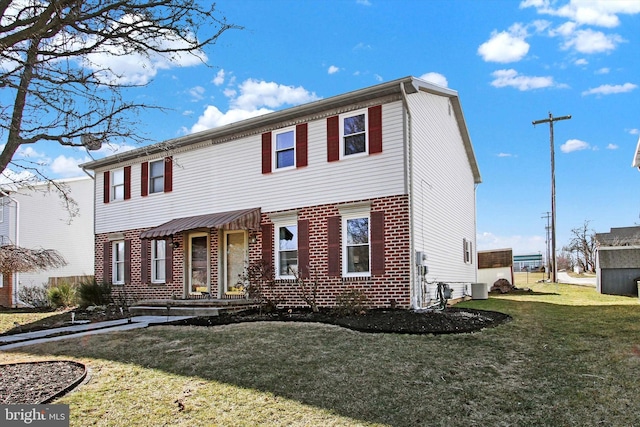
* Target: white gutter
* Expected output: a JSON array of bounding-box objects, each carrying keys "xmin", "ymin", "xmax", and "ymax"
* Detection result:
[{"xmin": 400, "ymin": 81, "xmax": 418, "ymax": 308}]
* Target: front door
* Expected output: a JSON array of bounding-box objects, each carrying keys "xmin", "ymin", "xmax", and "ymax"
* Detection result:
[
  {"xmin": 223, "ymin": 230, "xmax": 247, "ymax": 296},
  {"xmin": 188, "ymin": 232, "xmax": 209, "ymax": 295}
]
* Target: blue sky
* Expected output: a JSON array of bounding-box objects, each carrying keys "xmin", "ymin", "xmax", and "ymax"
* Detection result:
[{"xmin": 9, "ymin": 0, "xmax": 640, "ymax": 256}]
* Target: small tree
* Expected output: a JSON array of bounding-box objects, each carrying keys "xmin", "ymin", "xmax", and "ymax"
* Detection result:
[
  {"xmin": 291, "ymin": 267, "xmax": 320, "ymax": 313},
  {"xmin": 241, "ymin": 260, "xmax": 281, "ymax": 313}
]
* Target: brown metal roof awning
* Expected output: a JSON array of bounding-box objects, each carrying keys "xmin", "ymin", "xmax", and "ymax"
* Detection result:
[{"xmin": 140, "ymin": 207, "xmax": 261, "ymax": 239}]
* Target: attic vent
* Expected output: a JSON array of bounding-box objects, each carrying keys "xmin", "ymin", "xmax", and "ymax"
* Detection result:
[{"xmin": 448, "ymin": 101, "xmax": 452, "ymax": 116}]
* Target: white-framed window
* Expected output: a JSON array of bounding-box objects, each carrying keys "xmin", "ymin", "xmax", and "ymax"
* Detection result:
[
  {"xmin": 149, "ymin": 160, "xmax": 165, "ymax": 194},
  {"xmin": 274, "ymin": 128, "xmax": 295, "ymax": 169},
  {"xmin": 0, "ymin": 197, "xmax": 5, "ymax": 223},
  {"xmin": 112, "ymin": 240, "xmax": 125, "ymax": 284},
  {"xmin": 341, "ymin": 109, "xmax": 367, "ymax": 157},
  {"xmin": 111, "ymin": 169, "xmax": 124, "ymax": 201},
  {"xmin": 343, "ymin": 213, "xmax": 371, "ymax": 276},
  {"xmin": 463, "ymin": 238, "xmax": 473, "ymax": 264},
  {"xmin": 276, "ymin": 223, "xmax": 298, "ymax": 278},
  {"xmin": 151, "ymin": 239, "xmax": 166, "ymax": 283}
]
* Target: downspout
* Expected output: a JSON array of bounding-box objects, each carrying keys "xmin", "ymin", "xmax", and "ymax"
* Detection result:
[{"xmin": 400, "ymin": 82, "xmax": 418, "ymax": 308}]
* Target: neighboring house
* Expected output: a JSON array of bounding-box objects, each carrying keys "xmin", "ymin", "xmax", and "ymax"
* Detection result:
[
  {"xmin": 595, "ymin": 226, "xmax": 640, "ymax": 296},
  {"xmin": 0, "ymin": 176, "xmax": 95, "ymax": 307},
  {"xmin": 80, "ymin": 76, "xmax": 481, "ymax": 309},
  {"xmin": 478, "ymin": 249, "xmax": 514, "ymax": 286},
  {"xmin": 513, "ymin": 253, "xmax": 544, "ymax": 272}
]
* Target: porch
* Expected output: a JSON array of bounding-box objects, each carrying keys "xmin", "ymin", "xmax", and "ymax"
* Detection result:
[{"xmin": 129, "ymin": 297, "xmax": 259, "ymax": 317}]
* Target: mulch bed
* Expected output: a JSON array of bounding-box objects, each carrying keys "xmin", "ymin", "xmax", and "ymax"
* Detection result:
[
  {"xmin": 164, "ymin": 307, "xmax": 511, "ymax": 335},
  {"xmin": 0, "ymin": 361, "xmax": 87, "ymax": 404}
]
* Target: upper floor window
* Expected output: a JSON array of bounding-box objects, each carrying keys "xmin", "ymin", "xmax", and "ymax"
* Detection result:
[
  {"xmin": 149, "ymin": 160, "xmax": 165, "ymax": 194},
  {"xmin": 277, "ymin": 224, "xmax": 298, "ymax": 277},
  {"xmin": 342, "ymin": 112, "xmax": 367, "ymax": 156},
  {"xmin": 343, "ymin": 214, "xmax": 370, "ymax": 276},
  {"xmin": 111, "ymin": 169, "xmax": 125, "ymax": 201},
  {"xmin": 112, "ymin": 240, "xmax": 125, "ymax": 284},
  {"xmin": 151, "ymin": 239, "xmax": 166, "ymax": 283},
  {"xmin": 275, "ymin": 129, "xmax": 295, "ymax": 169}
]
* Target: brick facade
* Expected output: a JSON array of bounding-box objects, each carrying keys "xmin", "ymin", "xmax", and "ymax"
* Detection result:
[
  {"xmin": 0, "ymin": 275, "xmax": 12, "ymax": 307},
  {"xmin": 95, "ymin": 194, "xmax": 412, "ymax": 308}
]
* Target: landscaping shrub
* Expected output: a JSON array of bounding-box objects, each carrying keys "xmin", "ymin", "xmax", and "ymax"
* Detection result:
[
  {"xmin": 335, "ymin": 288, "xmax": 370, "ymax": 316},
  {"xmin": 77, "ymin": 278, "xmax": 111, "ymax": 307},
  {"xmin": 47, "ymin": 282, "xmax": 77, "ymax": 308},
  {"xmin": 18, "ymin": 285, "xmax": 50, "ymax": 308}
]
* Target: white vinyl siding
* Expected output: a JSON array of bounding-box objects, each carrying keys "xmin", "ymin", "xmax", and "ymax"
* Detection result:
[
  {"xmin": 408, "ymin": 91, "xmax": 477, "ymax": 297},
  {"xmin": 94, "ymin": 101, "xmax": 407, "ymax": 234}
]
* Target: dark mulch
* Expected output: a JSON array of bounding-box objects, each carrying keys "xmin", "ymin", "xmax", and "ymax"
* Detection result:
[
  {"xmin": 164, "ymin": 307, "xmax": 511, "ymax": 335},
  {"xmin": 0, "ymin": 361, "xmax": 87, "ymax": 404}
]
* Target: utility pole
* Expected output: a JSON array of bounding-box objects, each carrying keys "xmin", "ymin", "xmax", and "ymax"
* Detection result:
[
  {"xmin": 541, "ymin": 212, "xmax": 551, "ymax": 280},
  {"xmin": 533, "ymin": 112, "xmax": 571, "ymax": 284}
]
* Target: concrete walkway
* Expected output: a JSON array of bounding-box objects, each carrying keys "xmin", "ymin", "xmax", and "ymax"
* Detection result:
[{"xmin": 0, "ymin": 315, "xmax": 192, "ymax": 351}]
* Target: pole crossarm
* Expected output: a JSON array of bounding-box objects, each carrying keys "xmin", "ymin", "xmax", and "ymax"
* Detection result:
[{"xmin": 532, "ymin": 112, "xmax": 571, "ymax": 284}]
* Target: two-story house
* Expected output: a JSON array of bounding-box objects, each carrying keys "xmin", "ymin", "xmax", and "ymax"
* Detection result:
[
  {"xmin": 0, "ymin": 176, "xmax": 95, "ymax": 307},
  {"xmin": 80, "ymin": 76, "xmax": 481, "ymax": 309}
]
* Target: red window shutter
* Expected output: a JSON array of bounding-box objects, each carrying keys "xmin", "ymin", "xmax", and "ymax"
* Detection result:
[
  {"xmin": 297, "ymin": 219, "xmax": 310, "ymax": 278},
  {"xmin": 141, "ymin": 162, "xmax": 149, "ymax": 197},
  {"xmin": 371, "ymin": 211, "xmax": 385, "ymax": 275},
  {"xmin": 103, "ymin": 171, "xmax": 110, "ymax": 204},
  {"xmin": 327, "ymin": 116, "xmax": 340, "ymax": 162},
  {"xmin": 261, "ymin": 223, "xmax": 274, "ymax": 274},
  {"xmin": 103, "ymin": 241, "xmax": 111, "ymax": 283},
  {"xmin": 296, "ymin": 123, "xmax": 308, "ymax": 168},
  {"xmin": 164, "ymin": 156, "xmax": 173, "ymax": 193},
  {"xmin": 327, "ymin": 216, "xmax": 341, "ymax": 276},
  {"xmin": 124, "ymin": 166, "xmax": 131, "ymax": 200},
  {"xmin": 124, "ymin": 239, "xmax": 131, "ymax": 284},
  {"xmin": 165, "ymin": 240, "xmax": 173, "ymax": 283},
  {"xmin": 368, "ymin": 105, "xmax": 382, "ymax": 154},
  {"xmin": 140, "ymin": 239, "xmax": 149, "ymax": 284},
  {"xmin": 262, "ymin": 132, "xmax": 272, "ymax": 174}
]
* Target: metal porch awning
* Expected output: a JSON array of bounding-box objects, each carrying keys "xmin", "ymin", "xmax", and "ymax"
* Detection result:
[{"xmin": 139, "ymin": 207, "xmax": 261, "ymax": 239}]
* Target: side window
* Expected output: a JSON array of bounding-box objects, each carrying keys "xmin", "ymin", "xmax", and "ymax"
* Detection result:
[
  {"xmin": 151, "ymin": 239, "xmax": 166, "ymax": 283},
  {"xmin": 149, "ymin": 160, "xmax": 165, "ymax": 194},
  {"xmin": 274, "ymin": 129, "xmax": 295, "ymax": 169},
  {"xmin": 111, "ymin": 169, "xmax": 124, "ymax": 201},
  {"xmin": 112, "ymin": 240, "xmax": 125, "ymax": 284},
  {"xmin": 342, "ymin": 111, "xmax": 367, "ymax": 156},
  {"xmin": 343, "ymin": 214, "xmax": 370, "ymax": 276},
  {"xmin": 276, "ymin": 223, "xmax": 298, "ymax": 277}
]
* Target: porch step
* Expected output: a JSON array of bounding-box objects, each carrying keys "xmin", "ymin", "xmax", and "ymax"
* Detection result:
[{"xmin": 129, "ymin": 298, "xmax": 260, "ymax": 317}]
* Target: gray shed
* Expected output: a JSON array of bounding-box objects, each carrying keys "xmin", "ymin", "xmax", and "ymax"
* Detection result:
[{"xmin": 595, "ymin": 226, "xmax": 640, "ymax": 296}]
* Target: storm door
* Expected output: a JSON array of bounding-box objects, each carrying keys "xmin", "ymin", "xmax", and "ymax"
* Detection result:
[
  {"xmin": 188, "ymin": 232, "xmax": 209, "ymax": 295},
  {"xmin": 223, "ymin": 230, "xmax": 247, "ymax": 296}
]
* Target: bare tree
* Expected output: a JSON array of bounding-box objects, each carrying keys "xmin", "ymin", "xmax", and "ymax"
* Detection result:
[
  {"xmin": 563, "ymin": 221, "xmax": 597, "ymax": 273},
  {"xmin": 0, "ymin": 0, "xmax": 239, "ymax": 188}
]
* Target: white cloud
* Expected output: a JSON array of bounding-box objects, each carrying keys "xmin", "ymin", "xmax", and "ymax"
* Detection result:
[
  {"xmin": 521, "ymin": 0, "xmax": 640, "ymax": 28},
  {"xmin": 478, "ymin": 24, "xmax": 530, "ymax": 63},
  {"xmin": 374, "ymin": 74, "xmax": 383, "ymax": 82},
  {"xmin": 560, "ymin": 28, "xmax": 624, "ymax": 54},
  {"xmin": 189, "ymin": 78, "xmax": 320, "ymax": 133},
  {"xmin": 490, "ymin": 69, "xmax": 556, "ymax": 91},
  {"xmin": 630, "ymin": 129, "xmax": 640, "ymax": 135},
  {"xmin": 212, "ymin": 69, "xmax": 225, "ymax": 86},
  {"xmin": 419, "ymin": 72, "xmax": 448, "ymax": 88},
  {"xmin": 50, "ymin": 155, "xmax": 91, "ymax": 178},
  {"xmin": 356, "ymin": 0, "xmax": 372, "ymax": 6},
  {"xmin": 328, "ymin": 65, "xmax": 340, "ymax": 75},
  {"xmin": 477, "ymin": 231, "xmax": 545, "ymax": 255},
  {"xmin": 582, "ymin": 82, "xmax": 637, "ymax": 96},
  {"xmin": 595, "ymin": 67, "xmax": 610, "ymax": 74},
  {"xmin": 498, "ymin": 153, "xmax": 514, "ymax": 157},
  {"xmin": 188, "ymin": 86, "xmax": 206, "ymax": 101},
  {"xmin": 574, "ymin": 58, "xmax": 588, "ymax": 66},
  {"xmin": 560, "ymin": 139, "xmax": 590, "ymax": 153},
  {"xmin": 606, "ymin": 143, "xmax": 618, "ymax": 150}
]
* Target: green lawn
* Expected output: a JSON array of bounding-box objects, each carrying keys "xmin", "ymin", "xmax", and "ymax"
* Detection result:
[{"xmin": 1, "ymin": 281, "xmax": 639, "ymax": 426}]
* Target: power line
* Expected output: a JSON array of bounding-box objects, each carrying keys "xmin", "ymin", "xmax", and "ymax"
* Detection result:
[{"xmin": 533, "ymin": 112, "xmax": 571, "ymax": 284}]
